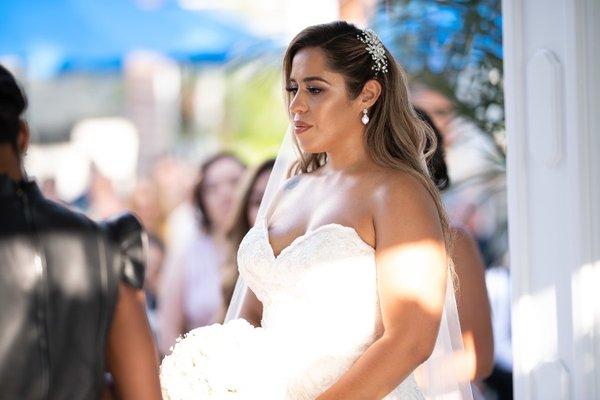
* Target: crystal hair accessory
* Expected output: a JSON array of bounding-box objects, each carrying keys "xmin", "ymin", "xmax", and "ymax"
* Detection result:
[{"xmin": 357, "ymin": 28, "xmax": 388, "ymax": 75}]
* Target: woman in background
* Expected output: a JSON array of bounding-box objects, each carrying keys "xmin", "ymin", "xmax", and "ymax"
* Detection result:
[
  {"xmin": 220, "ymin": 158, "xmax": 275, "ymax": 320},
  {"xmin": 418, "ymin": 107, "xmax": 494, "ymax": 392},
  {"xmin": 158, "ymin": 152, "xmax": 246, "ymax": 354}
]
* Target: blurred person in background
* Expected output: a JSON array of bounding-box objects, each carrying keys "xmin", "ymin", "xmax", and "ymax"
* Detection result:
[
  {"xmin": 153, "ymin": 155, "xmax": 198, "ymax": 250},
  {"xmin": 412, "ymin": 82, "xmax": 507, "ymax": 267},
  {"xmin": 220, "ymin": 158, "xmax": 275, "ymax": 320},
  {"xmin": 412, "ymin": 83, "xmax": 457, "ymax": 144},
  {"xmin": 153, "ymin": 155, "xmax": 196, "ymax": 218},
  {"xmin": 0, "ymin": 64, "xmax": 161, "ymax": 399},
  {"xmin": 154, "ymin": 155, "xmax": 204, "ymax": 310},
  {"xmin": 158, "ymin": 152, "xmax": 246, "ymax": 354},
  {"xmin": 145, "ymin": 233, "xmax": 166, "ymax": 341},
  {"xmin": 417, "ymin": 107, "xmax": 494, "ymax": 397},
  {"xmin": 41, "ymin": 176, "xmax": 60, "ymax": 202},
  {"xmin": 129, "ymin": 177, "xmax": 166, "ymax": 239},
  {"xmin": 87, "ymin": 166, "xmax": 126, "ymax": 220}
]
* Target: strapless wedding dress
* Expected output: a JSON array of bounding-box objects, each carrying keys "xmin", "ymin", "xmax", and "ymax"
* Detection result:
[
  {"xmin": 160, "ymin": 218, "xmax": 425, "ymax": 399},
  {"xmin": 236, "ymin": 218, "xmax": 424, "ymax": 399}
]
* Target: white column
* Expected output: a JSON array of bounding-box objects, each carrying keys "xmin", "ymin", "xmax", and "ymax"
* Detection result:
[{"xmin": 502, "ymin": 0, "xmax": 600, "ymax": 399}]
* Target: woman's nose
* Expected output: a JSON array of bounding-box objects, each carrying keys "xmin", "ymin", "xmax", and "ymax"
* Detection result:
[{"xmin": 289, "ymin": 92, "xmax": 307, "ymax": 115}]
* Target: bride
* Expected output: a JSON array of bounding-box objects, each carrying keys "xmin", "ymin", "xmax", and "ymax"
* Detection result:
[{"xmin": 161, "ymin": 21, "xmax": 472, "ymax": 400}]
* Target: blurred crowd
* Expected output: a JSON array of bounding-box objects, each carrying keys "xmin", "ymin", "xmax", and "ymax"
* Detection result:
[
  {"xmin": 37, "ymin": 85, "xmax": 512, "ymax": 400},
  {"xmin": 39, "ymin": 149, "xmax": 276, "ymax": 351}
]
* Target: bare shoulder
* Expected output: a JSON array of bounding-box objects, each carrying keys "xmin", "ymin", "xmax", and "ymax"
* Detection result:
[
  {"xmin": 367, "ymin": 167, "xmax": 443, "ymax": 249},
  {"xmin": 370, "ymin": 168, "xmax": 438, "ymax": 218}
]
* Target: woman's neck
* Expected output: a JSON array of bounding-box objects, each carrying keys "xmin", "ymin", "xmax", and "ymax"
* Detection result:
[
  {"xmin": 0, "ymin": 146, "xmax": 23, "ymax": 182},
  {"xmin": 325, "ymin": 131, "xmax": 372, "ymax": 173}
]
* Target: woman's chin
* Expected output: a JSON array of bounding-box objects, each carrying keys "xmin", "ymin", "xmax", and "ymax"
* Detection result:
[{"xmin": 296, "ymin": 139, "xmax": 324, "ymax": 154}]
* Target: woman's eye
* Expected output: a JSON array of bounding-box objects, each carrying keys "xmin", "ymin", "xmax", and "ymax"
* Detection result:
[{"xmin": 285, "ymin": 86, "xmax": 322, "ymax": 95}]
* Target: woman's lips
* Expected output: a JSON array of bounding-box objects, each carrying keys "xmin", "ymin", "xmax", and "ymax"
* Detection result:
[{"xmin": 293, "ymin": 124, "xmax": 312, "ymax": 134}]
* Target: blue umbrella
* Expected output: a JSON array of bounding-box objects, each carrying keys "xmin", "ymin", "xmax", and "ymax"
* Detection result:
[{"xmin": 0, "ymin": 0, "xmax": 270, "ymax": 77}]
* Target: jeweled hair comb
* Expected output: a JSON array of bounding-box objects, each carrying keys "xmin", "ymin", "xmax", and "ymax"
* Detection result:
[{"xmin": 357, "ymin": 28, "xmax": 388, "ymax": 75}]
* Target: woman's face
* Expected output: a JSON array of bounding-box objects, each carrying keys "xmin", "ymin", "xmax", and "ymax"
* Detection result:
[
  {"xmin": 287, "ymin": 47, "xmax": 364, "ymax": 154},
  {"xmin": 203, "ymin": 157, "xmax": 245, "ymax": 232},
  {"xmin": 246, "ymin": 169, "xmax": 271, "ymax": 227},
  {"xmin": 411, "ymin": 88, "xmax": 456, "ymax": 145}
]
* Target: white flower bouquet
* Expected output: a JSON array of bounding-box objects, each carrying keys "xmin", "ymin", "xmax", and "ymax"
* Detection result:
[{"xmin": 160, "ymin": 319, "xmax": 286, "ymax": 400}]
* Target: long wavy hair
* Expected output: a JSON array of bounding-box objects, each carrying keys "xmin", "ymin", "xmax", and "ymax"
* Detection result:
[
  {"xmin": 219, "ymin": 158, "xmax": 275, "ymax": 321},
  {"xmin": 415, "ymin": 107, "xmax": 450, "ymax": 191},
  {"xmin": 226, "ymin": 158, "xmax": 276, "ymax": 251},
  {"xmin": 282, "ymin": 21, "xmax": 452, "ymax": 257}
]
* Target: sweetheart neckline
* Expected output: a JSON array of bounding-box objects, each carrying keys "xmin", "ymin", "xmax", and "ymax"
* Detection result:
[{"xmin": 259, "ymin": 218, "xmax": 375, "ymax": 261}]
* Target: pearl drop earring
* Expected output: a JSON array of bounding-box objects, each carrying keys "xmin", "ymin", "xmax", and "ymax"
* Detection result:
[{"xmin": 361, "ymin": 108, "xmax": 369, "ymax": 125}]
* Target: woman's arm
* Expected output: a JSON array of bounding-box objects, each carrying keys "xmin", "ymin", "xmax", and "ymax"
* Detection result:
[
  {"xmin": 317, "ymin": 174, "xmax": 448, "ymax": 400},
  {"xmin": 238, "ymin": 287, "xmax": 263, "ymax": 327},
  {"xmin": 157, "ymin": 251, "xmax": 186, "ymax": 354},
  {"xmin": 452, "ymin": 227, "xmax": 494, "ymax": 380},
  {"xmin": 106, "ymin": 283, "xmax": 161, "ymax": 400}
]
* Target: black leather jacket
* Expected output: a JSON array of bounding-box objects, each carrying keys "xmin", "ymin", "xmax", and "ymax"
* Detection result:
[{"xmin": 0, "ymin": 175, "xmax": 146, "ymax": 400}]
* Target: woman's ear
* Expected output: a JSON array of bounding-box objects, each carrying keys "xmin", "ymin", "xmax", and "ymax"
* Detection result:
[
  {"xmin": 360, "ymin": 79, "xmax": 382, "ymax": 109},
  {"xmin": 17, "ymin": 120, "xmax": 30, "ymax": 156}
]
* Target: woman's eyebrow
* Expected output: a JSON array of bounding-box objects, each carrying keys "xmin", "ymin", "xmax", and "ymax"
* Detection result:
[
  {"xmin": 288, "ymin": 76, "xmax": 331, "ymax": 85},
  {"xmin": 303, "ymin": 76, "xmax": 330, "ymax": 84}
]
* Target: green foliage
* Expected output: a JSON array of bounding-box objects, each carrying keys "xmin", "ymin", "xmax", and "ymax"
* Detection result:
[
  {"xmin": 223, "ymin": 62, "xmax": 289, "ymax": 164},
  {"xmin": 377, "ymin": 0, "xmax": 504, "ymax": 152}
]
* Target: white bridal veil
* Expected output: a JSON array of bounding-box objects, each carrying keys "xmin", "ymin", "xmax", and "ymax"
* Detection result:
[{"xmin": 225, "ymin": 124, "xmax": 473, "ymax": 400}]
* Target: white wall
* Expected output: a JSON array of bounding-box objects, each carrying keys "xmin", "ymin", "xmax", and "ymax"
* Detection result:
[{"xmin": 502, "ymin": 0, "xmax": 600, "ymax": 398}]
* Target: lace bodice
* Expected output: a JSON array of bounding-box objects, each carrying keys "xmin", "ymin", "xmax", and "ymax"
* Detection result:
[{"xmin": 237, "ymin": 218, "xmax": 424, "ymax": 399}]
